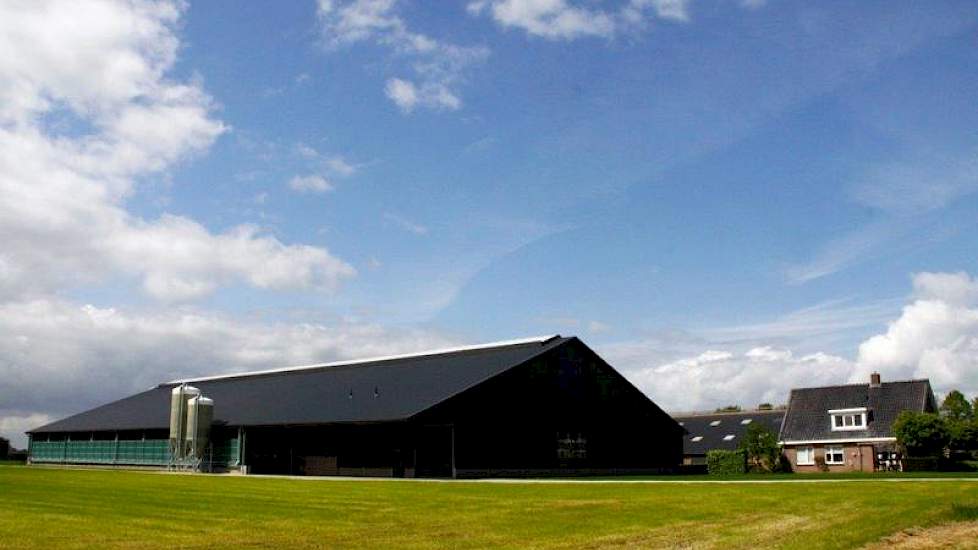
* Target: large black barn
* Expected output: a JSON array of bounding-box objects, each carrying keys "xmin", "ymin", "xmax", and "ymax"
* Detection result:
[{"xmin": 28, "ymin": 335, "xmax": 682, "ymax": 477}]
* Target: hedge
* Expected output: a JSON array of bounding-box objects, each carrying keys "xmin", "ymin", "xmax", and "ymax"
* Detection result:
[{"xmin": 707, "ymin": 449, "xmax": 747, "ymax": 475}]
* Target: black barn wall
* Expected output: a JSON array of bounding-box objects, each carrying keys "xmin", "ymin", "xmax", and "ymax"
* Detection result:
[{"xmin": 414, "ymin": 339, "xmax": 683, "ymax": 476}]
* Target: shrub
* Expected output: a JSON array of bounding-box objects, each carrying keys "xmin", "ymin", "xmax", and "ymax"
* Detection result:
[
  {"xmin": 707, "ymin": 449, "xmax": 746, "ymax": 475},
  {"xmin": 901, "ymin": 457, "xmax": 940, "ymax": 472}
]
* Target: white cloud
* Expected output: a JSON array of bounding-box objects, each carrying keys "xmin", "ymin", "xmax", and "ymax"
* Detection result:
[
  {"xmin": 384, "ymin": 212, "xmax": 429, "ymax": 235},
  {"xmin": 0, "ymin": 299, "xmax": 456, "ymax": 448},
  {"xmin": 607, "ymin": 271, "xmax": 978, "ymax": 413},
  {"xmin": 630, "ymin": 0, "xmax": 691, "ymax": 23},
  {"xmin": 850, "ymin": 150, "xmax": 978, "ymax": 215},
  {"xmin": 468, "ymin": 0, "xmax": 701, "ymax": 40},
  {"xmin": 629, "ymin": 347, "xmax": 852, "ymax": 412},
  {"xmin": 702, "ymin": 298, "xmax": 900, "ymax": 344},
  {"xmin": 0, "ymin": 0, "xmax": 356, "ymax": 303},
  {"xmin": 912, "ymin": 271, "xmax": 978, "ymax": 304},
  {"xmin": 852, "ymin": 271, "xmax": 978, "ymax": 395},
  {"xmin": 288, "ymin": 174, "xmax": 335, "ymax": 193},
  {"xmin": 0, "ymin": 414, "xmax": 53, "ymax": 450},
  {"xmin": 470, "ymin": 0, "xmax": 616, "ymax": 39},
  {"xmin": 385, "ymin": 78, "xmax": 419, "ymax": 111},
  {"xmin": 318, "ymin": 0, "xmax": 488, "ymax": 112},
  {"xmin": 295, "ymin": 143, "xmax": 358, "ymax": 177},
  {"xmin": 325, "ymin": 156, "xmax": 357, "ymax": 177}
]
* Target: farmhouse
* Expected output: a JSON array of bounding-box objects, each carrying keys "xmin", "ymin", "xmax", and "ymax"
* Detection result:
[
  {"xmin": 27, "ymin": 335, "xmax": 683, "ymax": 477},
  {"xmin": 673, "ymin": 409, "xmax": 785, "ymax": 466},
  {"xmin": 780, "ymin": 374, "xmax": 936, "ymax": 472}
]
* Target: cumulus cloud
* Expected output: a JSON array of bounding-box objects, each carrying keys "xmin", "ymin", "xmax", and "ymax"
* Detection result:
[
  {"xmin": 606, "ymin": 271, "xmax": 978, "ymax": 413},
  {"xmin": 852, "ymin": 272, "xmax": 978, "ymax": 395},
  {"xmin": 0, "ymin": 299, "xmax": 456, "ymax": 448},
  {"xmin": 629, "ymin": 347, "xmax": 852, "ymax": 412},
  {"xmin": 0, "ymin": 0, "xmax": 355, "ymax": 302},
  {"xmin": 468, "ymin": 0, "xmax": 698, "ymax": 40},
  {"xmin": 318, "ymin": 0, "xmax": 488, "ymax": 112}
]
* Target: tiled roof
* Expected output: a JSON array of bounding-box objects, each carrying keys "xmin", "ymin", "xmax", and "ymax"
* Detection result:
[
  {"xmin": 779, "ymin": 379, "xmax": 935, "ymax": 443},
  {"xmin": 673, "ymin": 410, "xmax": 785, "ymax": 456}
]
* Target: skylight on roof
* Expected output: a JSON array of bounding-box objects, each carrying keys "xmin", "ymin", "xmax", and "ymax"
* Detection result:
[
  {"xmin": 691, "ymin": 436, "xmax": 703, "ymax": 442},
  {"xmin": 741, "ymin": 418, "xmax": 752, "ymax": 425},
  {"xmin": 710, "ymin": 420, "xmax": 721, "ymax": 427},
  {"xmin": 723, "ymin": 434, "xmax": 735, "ymax": 441}
]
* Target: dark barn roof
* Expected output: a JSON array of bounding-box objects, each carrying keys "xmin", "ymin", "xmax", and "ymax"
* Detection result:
[
  {"xmin": 780, "ymin": 379, "xmax": 935, "ymax": 443},
  {"xmin": 673, "ymin": 410, "xmax": 785, "ymax": 457},
  {"xmin": 31, "ymin": 336, "xmax": 575, "ymax": 434}
]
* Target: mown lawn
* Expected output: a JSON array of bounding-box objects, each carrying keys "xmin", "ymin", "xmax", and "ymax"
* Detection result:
[{"xmin": 1, "ymin": 466, "xmax": 977, "ymax": 549}]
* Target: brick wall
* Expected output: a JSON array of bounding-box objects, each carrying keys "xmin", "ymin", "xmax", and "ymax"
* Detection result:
[{"xmin": 785, "ymin": 443, "xmax": 877, "ymax": 473}]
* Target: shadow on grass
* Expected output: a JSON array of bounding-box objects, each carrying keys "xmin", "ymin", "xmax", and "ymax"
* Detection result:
[{"xmin": 951, "ymin": 503, "xmax": 978, "ymax": 521}]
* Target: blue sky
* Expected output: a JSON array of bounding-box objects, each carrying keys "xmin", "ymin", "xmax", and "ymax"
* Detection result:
[
  {"xmin": 161, "ymin": 0, "xmax": 977, "ymax": 342},
  {"xmin": 1, "ymin": 0, "xmax": 977, "ymax": 447}
]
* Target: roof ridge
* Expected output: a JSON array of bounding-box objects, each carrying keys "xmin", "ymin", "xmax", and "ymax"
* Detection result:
[
  {"xmin": 164, "ymin": 334, "xmax": 563, "ymax": 385},
  {"xmin": 792, "ymin": 378, "xmax": 929, "ymax": 392},
  {"xmin": 672, "ymin": 409, "xmax": 784, "ymax": 418}
]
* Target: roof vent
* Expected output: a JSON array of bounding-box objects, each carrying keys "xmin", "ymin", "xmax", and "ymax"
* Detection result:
[{"xmin": 870, "ymin": 372, "xmax": 881, "ymax": 387}]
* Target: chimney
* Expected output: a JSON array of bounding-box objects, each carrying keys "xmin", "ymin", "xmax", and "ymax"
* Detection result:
[{"xmin": 870, "ymin": 372, "xmax": 881, "ymax": 387}]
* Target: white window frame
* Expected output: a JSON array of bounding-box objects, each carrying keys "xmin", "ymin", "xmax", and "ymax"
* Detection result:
[
  {"xmin": 690, "ymin": 436, "xmax": 703, "ymax": 442},
  {"xmin": 796, "ymin": 446, "xmax": 815, "ymax": 466},
  {"xmin": 828, "ymin": 407, "xmax": 867, "ymax": 432},
  {"xmin": 824, "ymin": 445, "xmax": 845, "ymax": 465},
  {"xmin": 723, "ymin": 434, "xmax": 735, "ymax": 441}
]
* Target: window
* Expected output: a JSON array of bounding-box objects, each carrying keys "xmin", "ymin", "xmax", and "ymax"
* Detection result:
[
  {"xmin": 740, "ymin": 418, "xmax": 752, "ymax": 425},
  {"xmin": 828, "ymin": 408, "xmax": 867, "ymax": 431},
  {"xmin": 710, "ymin": 420, "xmax": 722, "ymax": 427},
  {"xmin": 825, "ymin": 446, "xmax": 845, "ymax": 465},
  {"xmin": 796, "ymin": 447, "xmax": 815, "ymax": 466},
  {"xmin": 723, "ymin": 434, "xmax": 735, "ymax": 441},
  {"xmin": 690, "ymin": 436, "xmax": 703, "ymax": 442},
  {"xmin": 556, "ymin": 432, "xmax": 587, "ymax": 461}
]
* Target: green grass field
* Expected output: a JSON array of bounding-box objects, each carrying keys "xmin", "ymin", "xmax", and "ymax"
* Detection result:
[{"xmin": 1, "ymin": 466, "xmax": 977, "ymax": 549}]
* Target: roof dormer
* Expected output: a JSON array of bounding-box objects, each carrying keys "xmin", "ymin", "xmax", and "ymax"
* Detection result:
[{"xmin": 828, "ymin": 407, "xmax": 867, "ymax": 431}]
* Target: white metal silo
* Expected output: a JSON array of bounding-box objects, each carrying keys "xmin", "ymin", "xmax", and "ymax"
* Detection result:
[
  {"xmin": 184, "ymin": 395, "xmax": 214, "ymax": 463},
  {"xmin": 168, "ymin": 385, "xmax": 200, "ymax": 462}
]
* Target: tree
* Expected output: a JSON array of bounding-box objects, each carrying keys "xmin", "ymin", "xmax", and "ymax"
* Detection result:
[
  {"xmin": 893, "ymin": 411, "xmax": 950, "ymax": 457},
  {"xmin": 948, "ymin": 419, "xmax": 978, "ymax": 451},
  {"xmin": 757, "ymin": 403, "xmax": 773, "ymax": 411},
  {"xmin": 0, "ymin": 437, "xmax": 9, "ymax": 460},
  {"xmin": 715, "ymin": 405, "xmax": 741, "ymax": 413},
  {"xmin": 739, "ymin": 423, "xmax": 783, "ymax": 472},
  {"xmin": 940, "ymin": 390, "xmax": 974, "ymax": 422}
]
